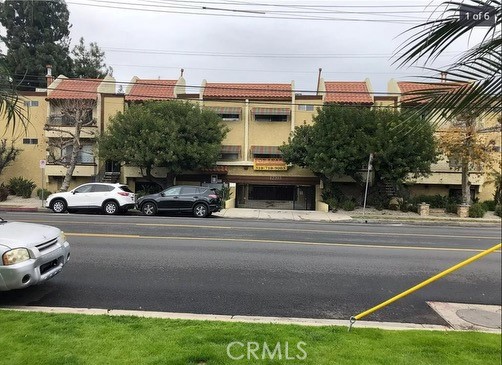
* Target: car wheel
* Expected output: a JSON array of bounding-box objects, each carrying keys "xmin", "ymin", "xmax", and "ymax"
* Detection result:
[
  {"xmin": 141, "ymin": 202, "xmax": 157, "ymax": 216},
  {"xmin": 193, "ymin": 203, "xmax": 208, "ymax": 218},
  {"xmin": 51, "ymin": 199, "xmax": 67, "ymax": 213},
  {"xmin": 103, "ymin": 201, "xmax": 119, "ymax": 215}
]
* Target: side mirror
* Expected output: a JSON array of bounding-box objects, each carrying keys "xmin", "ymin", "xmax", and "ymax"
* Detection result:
[{"xmin": 160, "ymin": 192, "xmax": 165, "ymax": 197}]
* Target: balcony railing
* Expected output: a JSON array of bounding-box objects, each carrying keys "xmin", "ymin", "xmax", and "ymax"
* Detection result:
[{"xmin": 47, "ymin": 114, "xmax": 97, "ymax": 126}]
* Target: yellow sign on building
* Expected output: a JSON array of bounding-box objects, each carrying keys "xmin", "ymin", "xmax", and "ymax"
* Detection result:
[{"xmin": 253, "ymin": 158, "xmax": 288, "ymax": 171}]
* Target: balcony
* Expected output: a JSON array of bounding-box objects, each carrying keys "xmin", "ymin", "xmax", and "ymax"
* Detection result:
[
  {"xmin": 45, "ymin": 164, "xmax": 97, "ymax": 177},
  {"xmin": 46, "ymin": 115, "xmax": 98, "ymax": 139},
  {"xmin": 47, "ymin": 114, "xmax": 97, "ymax": 127}
]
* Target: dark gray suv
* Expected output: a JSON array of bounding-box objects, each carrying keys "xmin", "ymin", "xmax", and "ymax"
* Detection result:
[{"xmin": 136, "ymin": 185, "xmax": 221, "ymax": 218}]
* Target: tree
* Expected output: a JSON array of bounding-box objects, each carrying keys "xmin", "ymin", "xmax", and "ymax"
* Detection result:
[
  {"xmin": 438, "ymin": 112, "xmax": 496, "ymax": 204},
  {"xmin": 394, "ymin": 0, "xmax": 501, "ymax": 124},
  {"xmin": 45, "ymin": 98, "xmax": 97, "ymax": 192},
  {"xmin": 0, "ymin": 139, "xmax": 20, "ymax": 175},
  {"xmin": 72, "ymin": 37, "xmax": 113, "ymax": 79},
  {"xmin": 0, "ymin": 0, "xmax": 73, "ymax": 90},
  {"xmin": 98, "ymin": 101, "xmax": 229, "ymax": 187},
  {"xmin": 280, "ymin": 105, "xmax": 437, "ymax": 189}
]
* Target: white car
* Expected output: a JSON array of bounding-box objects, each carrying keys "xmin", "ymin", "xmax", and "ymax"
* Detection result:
[
  {"xmin": 0, "ymin": 218, "xmax": 70, "ymax": 291},
  {"xmin": 45, "ymin": 183, "xmax": 136, "ymax": 215}
]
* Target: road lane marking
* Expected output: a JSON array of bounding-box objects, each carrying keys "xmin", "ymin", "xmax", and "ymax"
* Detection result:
[
  {"xmin": 65, "ymin": 232, "xmax": 502, "ymax": 253},
  {"xmin": 19, "ymin": 219, "xmax": 500, "ymax": 240},
  {"xmin": 68, "ymin": 233, "xmax": 141, "ymax": 238}
]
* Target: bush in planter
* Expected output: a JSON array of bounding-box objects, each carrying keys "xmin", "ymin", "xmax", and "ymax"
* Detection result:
[
  {"xmin": 494, "ymin": 204, "xmax": 502, "ymax": 217},
  {"xmin": 0, "ymin": 184, "xmax": 9, "ymax": 202},
  {"xmin": 445, "ymin": 202, "xmax": 458, "ymax": 214},
  {"xmin": 36, "ymin": 188, "xmax": 52, "ymax": 200},
  {"xmin": 481, "ymin": 200, "xmax": 497, "ymax": 211},
  {"xmin": 468, "ymin": 203, "xmax": 486, "ymax": 218},
  {"xmin": 8, "ymin": 177, "xmax": 37, "ymax": 198},
  {"xmin": 341, "ymin": 200, "xmax": 356, "ymax": 211}
]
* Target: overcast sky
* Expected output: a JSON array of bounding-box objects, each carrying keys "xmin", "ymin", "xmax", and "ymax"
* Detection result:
[{"xmin": 48, "ymin": 1, "xmax": 490, "ymax": 93}]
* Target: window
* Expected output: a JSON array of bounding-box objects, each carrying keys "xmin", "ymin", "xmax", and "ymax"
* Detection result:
[
  {"xmin": 219, "ymin": 113, "xmax": 240, "ymax": 121},
  {"xmin": 298, "ymin": 104, "xmax": 314, "ymax": 111},
  {"xmin": 63, "ymin": 144, "xmax": 95, "ymax": 164},
  {"xmin": 74, "ymin": 185, "xmax": 93, "ymax": 194},
  {"xmin": 92, "ymin": 185, "xmax": 114, "ymax": 192},
  {"xmin": 220, "ymin": 153, "xmax": 239, "ymax": 161},
  {"xmin": 22, "ymin": 138, "xmax": 38, "ymax": 145},
  {"xmin": 119, "ymin": 185, "xmax": 133, "ymax": 193},
  {"xmin": 181, "ymin": 187, "xmax": 198, "ymax": 195},
  {"xmin": 252, "ymin": 108, "xmax": 290, "ymax": 122},
  {"xmin": 164, "ymin": 186, "xmax": 182, "ymax": 196},
  {"xmin": 255, "ymin": 114, "xmax": 288, "ymax": 122},
  {"xmin": 24, "ymin": 100, "xmax": 39, "ymax": 107}
]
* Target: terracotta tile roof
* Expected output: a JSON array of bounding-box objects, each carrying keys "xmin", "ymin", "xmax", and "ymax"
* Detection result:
[
  {"xmin": 203, "ymin": 83, "xmax": 291, "ymax": 99},
  {"xmin": 48, "ymin": 79, "xmax": 102, "ymax": 100},
  {"xmin": 125, "ymin": 79, "xmax": 177, "ymax": 101},
  {"xmin": 397, "ymin": 82, "xmax": 461, "ymax": 103},
  {"xmin": 324, "ymin": 81, "xmax": 373, "ymax": 104}
]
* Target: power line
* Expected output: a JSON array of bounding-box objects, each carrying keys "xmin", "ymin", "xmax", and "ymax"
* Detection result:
[{"xmin": 67, "ymin": 0, "xmax": 432, "ymax": 23}]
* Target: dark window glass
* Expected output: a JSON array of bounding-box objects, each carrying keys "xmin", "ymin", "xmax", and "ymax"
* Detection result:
[
  {"xmin": 255, "ymin": 114, "xmax": 288, "ymax": 122},
  {"xmin": 22, "ymin": 138, "xmax": 38, "ymax": 145},
  {"xmin": 181, "ymin": 187, "xmax": 198, "ymax": 195},
  {"xmin": 93, "ymin": 185, "xmax": 114, "ymax": 192},
  {"xmin": 119, "ymin": 185, "xmax": 133, "ymax": 193},
  {"xmin": 164, "ymin": 186, "xmax": 182, "ymax": 196},
  {"xmin": 74, "ymin": 185, "xmax": 93, "ymax": 194}
]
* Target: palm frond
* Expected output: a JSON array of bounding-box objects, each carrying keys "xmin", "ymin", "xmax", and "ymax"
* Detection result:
[
  {"xmin": 0, "ymin": 60, "xmax": 28, "ymax": 134},
  {"xmin": 396, "ymin": 0, "xmax": 501, "ymax": 124}
]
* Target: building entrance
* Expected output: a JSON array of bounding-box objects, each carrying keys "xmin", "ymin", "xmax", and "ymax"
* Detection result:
[{"xmin": 236, "ymin": 184, "xmax": 315, "ymax": 210}]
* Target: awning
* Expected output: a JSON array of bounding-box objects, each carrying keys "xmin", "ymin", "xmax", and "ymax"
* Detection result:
[
  {"xmin": 251, "ymin": 146, "xmax": 282, "ymax": 155},
  {"xmin": 251, "ymin": 108, "xmax": 290, "ymax": 115},
  {"xmin": 221, "ymin": 145, "xmax": 242, "ymax": 154},
  {"xmin": 206, "ymin": 107, "xmax": 242, "ymax": 114}
]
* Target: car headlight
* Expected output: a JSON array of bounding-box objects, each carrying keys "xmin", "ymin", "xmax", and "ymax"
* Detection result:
[
  {"xmin": 59, "ymin": 231, "xmax": 66, "ymax": 243},
  {"xmin": 2, "ymin": 248, "xmax": 30, "ymax": 266}
]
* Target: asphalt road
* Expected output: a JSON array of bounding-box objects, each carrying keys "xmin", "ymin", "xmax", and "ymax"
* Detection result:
[{"xmin": 0, "ymin": 211, "xmax": 500, "ymax": 325}]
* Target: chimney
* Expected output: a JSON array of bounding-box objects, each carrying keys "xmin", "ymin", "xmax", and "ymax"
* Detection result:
[
  {"xmin": 180, "ymin": 68, "xmax": 184, "ymax": 77},
  {"xmin": 46, "ymin": 65, "xmax": 53, "ymax": 87},
  {"xmin": 316, "ymin": 68, "xmax": 322, "ymax": 95},
  {"xmin": 440, "ymin": 71, "xmax": 447, "ymax": 83}
]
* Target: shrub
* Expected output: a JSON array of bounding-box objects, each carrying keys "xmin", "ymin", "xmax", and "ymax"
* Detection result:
[
  {"xmin": 481, "ymin": 200, "xmax": 497, "ymax": 211},
  {"xmin": 8, "ymin": 177, "xmax": 37, "ymax": 198},
  {"xmin": 494, "ymin": 205, "xmax": 502, "ymax": 218},
  {"xmin": 468, "ymin": 203, "xmax": 486, "ymax": 218},
  {"xmin": 36, "ymin": 188, "xmax": 52, "ymax": 200},
  {"xmin": 8, "ymin": 177, "xmax": 24, "ymax": 195},
  {"xmin": 341, "ymin": 200, "xmax": 356, "ymax": 211},
  {"xmin": 0, "ymin": 184, "xmax": 9, "ymax": 202},
  {"xmin": 445, "ymin": 202, "xmax": 458, "ymax": 214}
]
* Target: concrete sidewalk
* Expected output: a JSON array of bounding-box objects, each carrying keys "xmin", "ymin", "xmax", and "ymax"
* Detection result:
[{"xmin": 0, "ymin": 196, "xmax": 501, "ymax": 225}]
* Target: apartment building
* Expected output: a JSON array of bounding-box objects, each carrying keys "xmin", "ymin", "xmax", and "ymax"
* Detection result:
[
  {"xmin": 388, "ymin": 79, "xmax": 501, "ymax": 201},
  {"xmin": 1, "ymin": 72, "xmax": 499, "ymax": 208}
]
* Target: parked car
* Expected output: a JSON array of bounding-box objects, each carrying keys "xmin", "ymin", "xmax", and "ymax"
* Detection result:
[
  {"xmin": 0, "ymin": 217, "xmax": 70, "ymax": 291},
  {"xmin": 137, "ymin": 185, "xmax": 221, "ymax": 218},
  {"xmin": 45, "ymin": 183, "xmax": 135, "ymax": 215}
]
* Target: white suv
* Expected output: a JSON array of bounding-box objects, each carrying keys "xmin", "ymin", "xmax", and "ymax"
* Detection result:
[{"xmin": 46, "ymin": 183, "xmax": 136, "ymax": 215}]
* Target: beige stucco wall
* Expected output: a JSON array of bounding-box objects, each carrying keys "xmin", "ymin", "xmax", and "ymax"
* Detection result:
[
  {"xmin": 0, "ymin": 94, "xmax": 48, "ymax": 195},
  {"xmin": 203, "ymin": 100, "xmax": 245, "ymax": 150},
  {"xmin": 248, "ymin": 102, "xmax": 293, "ymax": 158}
]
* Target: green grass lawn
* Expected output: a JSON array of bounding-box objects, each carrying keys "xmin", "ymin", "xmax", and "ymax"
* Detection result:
[{"xmin": 0, "ymin": 310, "xmax": 500, "ymax": 365}]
